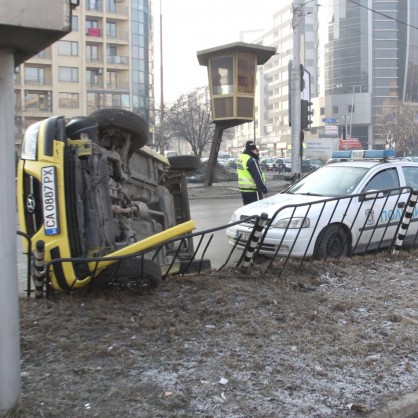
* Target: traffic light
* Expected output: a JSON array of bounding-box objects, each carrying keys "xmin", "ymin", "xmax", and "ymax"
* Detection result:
[{"xmin": 301, "ymin": 99, "xmax": 313, "ymax": 130}]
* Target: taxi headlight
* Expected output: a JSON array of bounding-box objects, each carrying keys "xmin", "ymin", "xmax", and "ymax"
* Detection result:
[
  {"xmin": 274, "ymin": 217, "xmax": 310, "ymax": 229},
  {"xmin": 21, "ymin": 121, "xmax": 41, "ymax": 160}
]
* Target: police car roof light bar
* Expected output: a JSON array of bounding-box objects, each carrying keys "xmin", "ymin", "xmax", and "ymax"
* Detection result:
[{"xmin": 331, "ymin": 149, "xmax": 396, "ymax": 160}]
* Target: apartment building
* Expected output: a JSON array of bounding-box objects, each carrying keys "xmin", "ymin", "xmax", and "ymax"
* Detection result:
[
  {"xmin": 228, "ymin": 1, "xmax": 319, "ymax": 157},
  {"xmin": 14, "ymin": 0, "xmax": 154, "ymax": 150}
]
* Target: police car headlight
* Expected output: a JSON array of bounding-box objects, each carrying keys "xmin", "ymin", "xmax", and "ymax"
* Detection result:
[
  {"xmin": 274, "ymin": 217, "xmax": 310, "ymax": 229},
  {"xmin": 21, "ymin": 121, "xmax": 41, "ymax": 160}
]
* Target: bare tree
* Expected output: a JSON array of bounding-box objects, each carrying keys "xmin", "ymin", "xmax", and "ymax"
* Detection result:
[
  {"xmin": 379, "ymin": 98, "xmax": 418, "ymax": 156},
  {"xmin": 165, "ymin": 88, "xmax": 214, "ymax": 157},
  {"xmin": 152, "ymin": 105, "xmax": 173, "ymax": 153}
]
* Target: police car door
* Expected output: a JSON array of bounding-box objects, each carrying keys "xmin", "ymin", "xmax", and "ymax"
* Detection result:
[
  {"xmin": 399, "ymin": 165, "xmax": 418, "ymax": 241},
  {"xmin": 354, "ymin": 167, "xmax": 404, "ymax": 252}
]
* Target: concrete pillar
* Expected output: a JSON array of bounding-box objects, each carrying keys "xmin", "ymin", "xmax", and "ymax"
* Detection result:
[{"xmin": 0, "ymin": 49, "xmax": 21, "ymax": 412}]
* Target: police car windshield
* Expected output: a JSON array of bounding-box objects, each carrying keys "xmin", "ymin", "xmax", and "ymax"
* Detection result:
[{"xmin": 287, "ymin": 165, "xmax": 369, "ymax": 197}]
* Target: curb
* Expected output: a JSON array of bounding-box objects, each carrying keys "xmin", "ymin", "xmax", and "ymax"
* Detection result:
[{"xmin": 368, "ymin": 388, "xmax": 418, "ymax": 418}]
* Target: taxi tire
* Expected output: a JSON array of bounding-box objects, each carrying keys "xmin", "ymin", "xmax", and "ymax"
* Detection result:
[
  {"xmin": 168, "ymin": 155, "xmax": 200, "ymax": 172},
  {"xmin": 89, "ymin": 108, "xmax": 148, "ymax": 153},
  {"xmin": 315, "ymin": 224, "xmax": 348, "ymax": 259},
  {"xmin": 179, "ymin": 258, "xmax": 211, "ymax": 274},
  {"xmin": 93, "ymin": 257, "xmax": 162, "ymax": 288}
]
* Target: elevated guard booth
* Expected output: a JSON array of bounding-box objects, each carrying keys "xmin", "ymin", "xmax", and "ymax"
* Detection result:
[{"xmin": 197, "ymin": 42, "xmax": 276, "ymax": 186}]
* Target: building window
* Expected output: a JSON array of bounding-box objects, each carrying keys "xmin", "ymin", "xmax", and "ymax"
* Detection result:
[
  {"xmin": 320, "ymin": 107, "xmax": 325, "ymax": 116},
  {"xmin": 87, "ymin": 0, "xmax": 102, "ymax": 11},
  {"xmin": 24, "ymin": 90, "xmax": 52, "ymax": 111},
  {"xmin": 71, "ymin": 15, "xmax": 78, "ymax": 31},
  {"xmin": 107, "ymin": 44, "xmax": 117, "ymax": 57},
  {"xmin": 86, "ymin": 19, "xmax": 101, "ymax": 36},
  {"xmin": 348, "ymin": 104, "xmax": 355, "ymax": 113},
  {"xmin": 332, "ymin": 105, "xmax": 339, "ymax": 114},
  {"xmin": 106, "ymin": 21, "xmax": 117, "ymax": 38},
  {"xmin": 86, "ymin": 45, "xmax": 99, "ymax": 62},
  {"xmin": 24, "ymin": 67, "xmax": 45, "ymax": 85},
  {"xmin": 107, "ymin": 70, "xmax": 117, "ymax": 88},
  {"xmin": 87, "ymin": 69, "xmax": 101, "ymax": 87},
  {"xmin": 58, "ymin": 41, "xmax": 78, "ymax": 56},
  {"xmin": 58, "ymin": 92, "xmax": 79, "ymax": 108},
  {"xmin": 107, "ymin": 0, "xmax": 116, "ymax": 13},
  {"xmin": 35, "ymin": 50, "xmax": 46, "ymax": 59},
  {"xmin": 58, "ymin": 67, "xmax": 79, "ymax": 82}
]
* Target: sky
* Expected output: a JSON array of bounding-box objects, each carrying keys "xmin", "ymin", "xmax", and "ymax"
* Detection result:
[{"xmin": 152, "ymin": 0, "xmax": 280, "ymax": 104}]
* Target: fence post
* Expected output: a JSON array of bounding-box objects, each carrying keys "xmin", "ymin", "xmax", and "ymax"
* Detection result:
[
  {"xmin": 240, "ymin": 212, "xmax": 268, "ymax": 269},
  {"xmin": 32, "ymin": 240, "xmax": 45, "ymax": 298},
  {"xmin": 392, "ymin": 191, "xmax": 418, "ymax": 255}
]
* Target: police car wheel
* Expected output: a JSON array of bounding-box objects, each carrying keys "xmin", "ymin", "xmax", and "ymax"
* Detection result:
[{"xmin": 315, "ymin": 224, "xmax": 348, "ymax": 259}]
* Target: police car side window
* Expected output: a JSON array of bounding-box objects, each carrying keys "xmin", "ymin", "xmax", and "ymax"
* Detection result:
[
  {"xmin": 362, "ymin": 168, "xmax": 399, "ymax": 193},
  {"xmin": 402, "ymin": 166, "xmax": 418, "ymax": 190}
]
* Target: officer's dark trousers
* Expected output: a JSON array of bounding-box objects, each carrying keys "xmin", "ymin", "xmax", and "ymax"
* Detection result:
[{"xmin": 241, "ymin": 191, "xmax": 263, "ymax": 206}]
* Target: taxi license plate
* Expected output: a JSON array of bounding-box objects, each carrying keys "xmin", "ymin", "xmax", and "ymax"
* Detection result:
[{"xmin": 41, "ymin": 166, "xmax": 59, "ymax": 236}]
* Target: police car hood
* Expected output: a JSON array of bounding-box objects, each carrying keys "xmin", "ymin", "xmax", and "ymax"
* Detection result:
[{"xmin": 232, "ymin": 192, "xmax": 327, "ymax": 219}]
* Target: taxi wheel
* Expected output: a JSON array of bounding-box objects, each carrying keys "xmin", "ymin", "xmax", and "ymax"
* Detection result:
[
  {"xmin": 168, "ymin": 155, "xmax": 200, "ymax": 172},
  {"xmin": 93, "ymin": 258, "xmax": 162, "ymax": 289},
  {"xmin": 89, "ymin": 108, "xmax": 148, "ymax": 153},
  {"xmin": 315, "ymin": 225, "xmax": 348, "ymax": 259}
]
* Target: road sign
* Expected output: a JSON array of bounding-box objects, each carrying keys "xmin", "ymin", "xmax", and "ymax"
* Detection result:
[
  {"xmin": 322, "ymin": 118, "xmax": 338, "ymax": 124},
  {"xmin": 325, "ymin": 125, "xmax": 338, "ymax": 135}
]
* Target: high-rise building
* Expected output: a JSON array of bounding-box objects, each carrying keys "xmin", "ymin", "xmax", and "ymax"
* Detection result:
[
  {"xmin": 324, "ymin": 0, "xmax": 418, "ymax": 149},
  {"xmin": 14, "ymin": 0, "xmax": 154, "ymax": 150},
  {"xmin": 229, "ymin": 0, "xmax": 418, "ymax": 156},
  {"xmin": 228, "ymin": 1, "xmax": 319, "ymax": 157}
]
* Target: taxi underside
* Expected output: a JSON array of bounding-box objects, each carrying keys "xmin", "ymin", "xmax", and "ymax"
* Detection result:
[{"xmin": 19, "ymin": 111, "xmax": 195, "ymax": 291}]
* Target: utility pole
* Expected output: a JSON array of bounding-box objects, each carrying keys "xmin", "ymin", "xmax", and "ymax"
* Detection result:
[
  {"xmin": 0, "ymin": 49, "xmax": 20, "ymax": 413},
  {"xmin": 291, "ymin": 0, "xmax": 303, "ymax": 177},
  {"xmin": 159, "ymin": 0, "xmax": 165, "ymax": 155}
]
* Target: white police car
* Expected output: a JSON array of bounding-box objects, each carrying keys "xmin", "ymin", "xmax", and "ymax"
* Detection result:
[{"xmin": 226, "ymin": 150, "xmax": 418, "ymax": 258}]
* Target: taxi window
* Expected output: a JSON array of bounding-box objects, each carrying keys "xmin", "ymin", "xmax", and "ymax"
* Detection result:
[
  {"xmin": 402, "ymin": 166, "xmax": 418, "ymax": 190},
  {"xmin": 362, "ymin": 168, "xmax": 399, "ymax": 192}
]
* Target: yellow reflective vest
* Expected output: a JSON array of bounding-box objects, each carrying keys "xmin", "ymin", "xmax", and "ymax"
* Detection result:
[{"xmin": 237, "ymin": 153, "xmax": 266, "ymax": 192}]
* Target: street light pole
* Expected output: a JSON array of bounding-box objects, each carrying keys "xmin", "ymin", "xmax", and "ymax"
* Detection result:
[
  {"xmin": 349, "ymin": 85, "xmax": 354, "ymax": 137},
  {"xmin": 291, "ymin": 0, "xmax": 303, "ymax": 177}
]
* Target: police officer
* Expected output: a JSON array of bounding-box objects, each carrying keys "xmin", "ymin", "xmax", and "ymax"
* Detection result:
[{"xmin": 236, "ymin": 141, "xmax": 268, "ymax": 205}]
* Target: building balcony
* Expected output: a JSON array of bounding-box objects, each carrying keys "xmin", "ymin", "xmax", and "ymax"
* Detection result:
[
  {"xmin": 23, "ymin": 106, "xmax": 53, "ymax": 113},
  {"xmin": 106, "ymin": 31, "xmax": 129, "ymax": 42},
  {"xmin": 107, "ymin": 55, "xmax": 128, "ymax": 65},
  {"xmin": 86, "ymin": 27, "xmax": 102, "ymax": 37},
  {"xmin": 107, "ymin": 81, "xmax": 129, "ymax": 90},
  {"xmin": 107, "ymin": 5, "xmax": 128, "ymax": 17},
  {"xmin": 87, "ymin": 81, "xmax": 104, "ymax": 89},
  {"xmin": 86, "ymin": 56, "xmax": 104, "ymax": 64},
  {"xmin": 86, "ymin": 0, "xmax": 103, "ymax": 13},
  {"xmin": 23, "ymin": 77, "xmax": 52, "ymax": 87}
]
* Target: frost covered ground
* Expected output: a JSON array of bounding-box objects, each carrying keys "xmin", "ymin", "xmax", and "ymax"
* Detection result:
[{"xmin": 5, "ymin": 252, "xmax": 418, "ymax": 417}]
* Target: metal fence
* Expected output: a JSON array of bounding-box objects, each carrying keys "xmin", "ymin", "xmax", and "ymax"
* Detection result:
[{"xmin": 18, "ymin": 188, "xmax": 418, "ymax": 297}]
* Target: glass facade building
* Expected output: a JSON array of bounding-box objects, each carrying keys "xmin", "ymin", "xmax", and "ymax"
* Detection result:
[{"xmin": 325, "ymin": 0, "xmax": 418, "ymax": 148}]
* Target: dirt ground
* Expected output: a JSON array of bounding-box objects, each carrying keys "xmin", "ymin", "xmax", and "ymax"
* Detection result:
[{"xmin": 4, "ymin": 250, "xmax": 418, "ymax": 417}]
